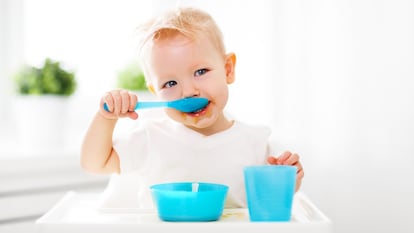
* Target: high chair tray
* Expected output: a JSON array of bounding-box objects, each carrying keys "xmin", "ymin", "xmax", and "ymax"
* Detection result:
[{"xmin": 36, "ymin": 191, "xmax": 331, "ymax": 233}]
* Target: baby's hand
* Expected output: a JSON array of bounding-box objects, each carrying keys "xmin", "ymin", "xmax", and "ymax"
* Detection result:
[
  {"xmin": 99, "ymin": 89, "xmax": 138, "ymax": 120},
  {"xmin": 267, "ymin": 151, "xmax": 304, "ymax": 192}
]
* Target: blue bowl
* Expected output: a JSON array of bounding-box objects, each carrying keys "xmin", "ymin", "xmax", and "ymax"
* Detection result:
[{"xmin": 150, "ymin": 182, "xmax": 229, "ymax": 222}]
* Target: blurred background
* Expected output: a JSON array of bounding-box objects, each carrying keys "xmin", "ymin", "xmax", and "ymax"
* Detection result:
[{"xmin": 1, "ymin": 0, "xmax": 413, "ymax": 232}]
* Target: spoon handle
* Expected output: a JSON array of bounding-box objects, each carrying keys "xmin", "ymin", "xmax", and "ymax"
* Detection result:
[
  {"xmin": 135, "ymin": 101, "xmax": 168, "ymax": 110},
  {"xmin": 103, "ymin": 101, "xmax": 167, "ymax": 112}
]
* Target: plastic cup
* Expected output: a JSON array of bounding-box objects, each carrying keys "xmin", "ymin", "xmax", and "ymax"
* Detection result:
[{"xmin": 244, "ymin": 165, "xmax": 297, "ymax": 222}]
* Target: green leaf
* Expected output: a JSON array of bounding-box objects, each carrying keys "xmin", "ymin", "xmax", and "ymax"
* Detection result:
[
  {"xmin": 12, "ymin": 58, "xmax": 77, "ymax": 96},
  {"xmin": 117, "ymin": 64, "xmax": 148, "ymax": 91}
]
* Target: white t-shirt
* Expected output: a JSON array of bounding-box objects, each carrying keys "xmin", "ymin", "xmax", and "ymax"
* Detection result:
[{"xmin": 113, "ymin": 118, "xmax": 272, "ymax": 208}]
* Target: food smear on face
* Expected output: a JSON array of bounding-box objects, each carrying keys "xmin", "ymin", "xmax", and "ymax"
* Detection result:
[{"xmin": 180, "ymin": 103, "xmax": 211, "ymax": 125}]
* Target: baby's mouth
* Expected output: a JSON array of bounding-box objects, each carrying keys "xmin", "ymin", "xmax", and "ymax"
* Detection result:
[{"xmin": 187, "ymin": 102, "xmax": 209, "ymax": 115}]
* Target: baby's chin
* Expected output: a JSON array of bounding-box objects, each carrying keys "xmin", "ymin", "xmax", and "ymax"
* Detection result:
[
  {"xmin": 174, "ymin": 115, "xmax": 214, "ymax": 129},
  {"xmin": 167, "ymin": 111, "xmax": 217, "ymax": 132}
]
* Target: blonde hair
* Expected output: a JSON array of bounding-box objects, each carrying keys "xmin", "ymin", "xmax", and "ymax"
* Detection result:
[{"xmin": 136, "ymin": 7, "xmax": 226, "ymax": 83}]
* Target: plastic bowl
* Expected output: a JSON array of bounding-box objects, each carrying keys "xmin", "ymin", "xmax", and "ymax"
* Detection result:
[{"xmin": 150, "ymin": 182, "xmax": 229, "ymax": 222}]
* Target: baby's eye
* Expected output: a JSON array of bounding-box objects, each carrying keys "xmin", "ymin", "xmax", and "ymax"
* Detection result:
[
  {"xmin": 194, "ymin": 68, "xmax": 208, "ymax": 77},
  {"xmin": 163, "ymin": 80, "xmax": 177, "ymax": 88}
]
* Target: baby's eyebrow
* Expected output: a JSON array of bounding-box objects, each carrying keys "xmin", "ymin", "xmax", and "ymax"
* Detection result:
[{"xmin": 190, "ymin": 63, "xmax": 210, "ymax": 70}]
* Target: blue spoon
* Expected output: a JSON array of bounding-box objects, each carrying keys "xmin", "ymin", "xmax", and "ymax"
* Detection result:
[{"xmin": 104, "ymin": 97, "xmax": 208, "ymax": 113}]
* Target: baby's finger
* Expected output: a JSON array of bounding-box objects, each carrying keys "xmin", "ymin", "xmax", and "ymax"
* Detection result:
[
  {"xmin": 103, "ymin": 92, "xmax": 114, "ymax": 112},
  {"xmin": 267, "ymin": 156, "xmax": 278, "ymax": 164},
  {"xmin": 295, "ymin": 173, "xmax": 303, "ymax": 192},
  {"xmin": 111, "ymin": 91, "xmax": 122, "ymax": 116},
  {"xmin": 277, "ymin": 151, "xmax": 292, "ymax": 164},
  {"xmin": 284, "ymin": 153, "xmax": 300, "ymax": 166},
  {"xmin": 127, "ymin": 111, "xmax": 139, "ymax": 120},
  {"xmin": 120, "ymin": 90, "xmax": 130, "ymax": 114},
  {"xmin": 129, "ymin": 93, "xmax": 138, "ymax": 112},
  {"xmin": 297, "ymin": 168, "xmax": 304, "ymax": 180},
  {"xmin": 294, "ymin": 161, "xmax": 303, "ymax": 175}
]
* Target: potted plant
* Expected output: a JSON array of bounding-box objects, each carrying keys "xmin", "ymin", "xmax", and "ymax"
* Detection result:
[
  {"xmin": 116, "ymin": 63, "xmax": 148, "ymax": 92},
  {"xmin": 14, "ymin": 58, "xmax": 76, "ymax": 96},
  {"xmin": 13, "ymin": 58, "xmax": 76, "ymax": 155}
]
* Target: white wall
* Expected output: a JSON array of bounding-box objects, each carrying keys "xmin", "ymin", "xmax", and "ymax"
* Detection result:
[
  {"xmin": 268, "ymin": 1, "xmax": 414, "ymax": 233},
  {"xmin": 0, "ymin": 0, "xmax": 24, "ymax": 135}
]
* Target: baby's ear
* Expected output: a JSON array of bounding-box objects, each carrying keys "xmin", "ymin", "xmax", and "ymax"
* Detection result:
[{"xmin": 225, "ymin": 53, "xmax": 236, "ymax": 84}]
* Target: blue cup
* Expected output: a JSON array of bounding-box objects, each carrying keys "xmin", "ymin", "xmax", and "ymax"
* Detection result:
[{"xmin": 244, "ymin": 165, "xmax": 297, "ymax": 221}]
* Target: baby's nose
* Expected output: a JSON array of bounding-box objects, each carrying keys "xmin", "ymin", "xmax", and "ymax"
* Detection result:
[{"xmin": 182, "ymin": 82, "xmax": 200, "ymax": 98}]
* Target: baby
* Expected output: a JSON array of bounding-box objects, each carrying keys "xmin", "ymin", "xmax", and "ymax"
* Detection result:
[{"xmin": 81, "ymin": 7, "xmax": 304, "ymax": 208}]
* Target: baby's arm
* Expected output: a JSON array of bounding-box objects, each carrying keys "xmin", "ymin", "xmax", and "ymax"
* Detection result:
[
  {"xmin": 267, "ymin": 151, "xmax": 304, "ymax": 192},
  {"xmin": 80, "ymin": 90, "xmax": 138, "ymax": 174}
]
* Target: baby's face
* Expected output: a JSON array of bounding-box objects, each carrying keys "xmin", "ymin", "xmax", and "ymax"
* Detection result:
[{"xmin": 146, "ymin": 33, "xmax": 235, "ymax": 134}]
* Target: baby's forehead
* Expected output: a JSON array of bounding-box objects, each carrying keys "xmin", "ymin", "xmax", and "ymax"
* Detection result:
[
  {"xmin": 151, "ymin": 28, "xmax": 212, "ymax": 48},
  {"xmin": 147, "ymin": 30, "xmax": 219, "ymax": 56},
  {"xmin": 152, "ymin": 31, "xmax": 194, "ymax": 47},
  {"xmin": 139, "ymin": 29, "xmax": 224, "ymax": 75}
]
